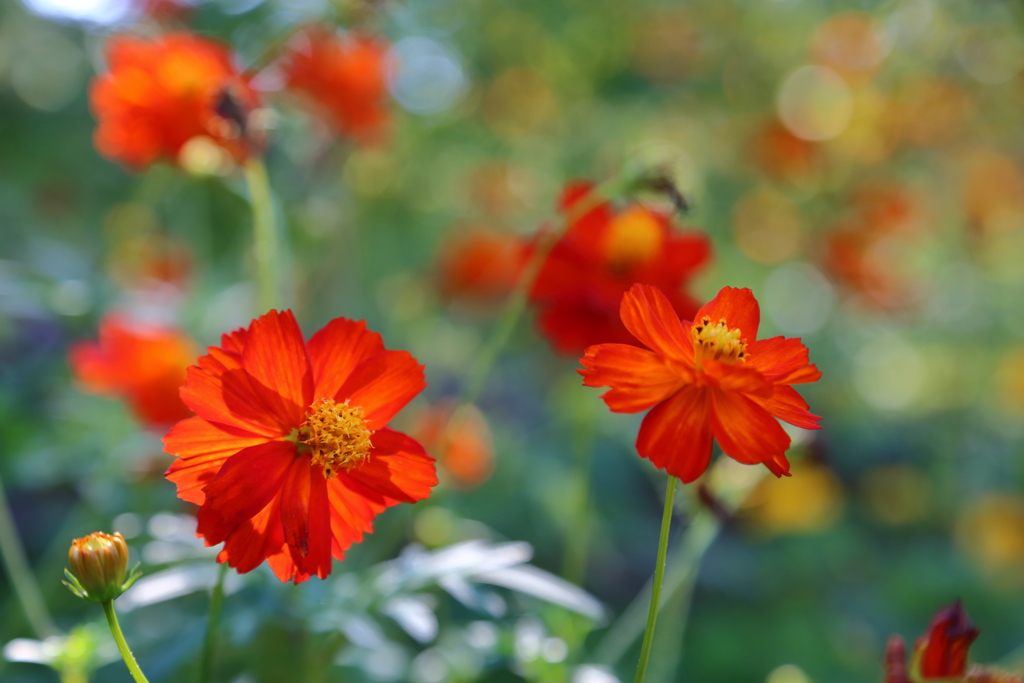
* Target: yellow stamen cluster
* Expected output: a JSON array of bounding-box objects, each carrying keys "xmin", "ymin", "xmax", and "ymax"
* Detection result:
[
  {"xmin": 301, "ymin": 398, "xmax": 373, "ymax": 479},
  {"xmin": 604, "ymin": 207, "xmax": 664, "ymax": 269},
  {"xmin": 691, "ymin": 316, "xmax": 747, "ymax": 364}
]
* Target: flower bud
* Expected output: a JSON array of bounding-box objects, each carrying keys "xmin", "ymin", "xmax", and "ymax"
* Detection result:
[
  {"xmin": 913, "ymin": 600, "xmax": 979, "ymax": 679},
  {"xmin": 63, "ymin": 532, "xmax": 140, "ymax": 603}
]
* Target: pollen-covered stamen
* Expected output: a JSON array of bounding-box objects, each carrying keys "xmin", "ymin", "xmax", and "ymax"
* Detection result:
[
  {"xmin": 300, "ymin": 398, "xmax": 373, "ymax": 479},
  {"xmin": 691, "ymin": 316, "xmax": 747, "ymax": 365}
]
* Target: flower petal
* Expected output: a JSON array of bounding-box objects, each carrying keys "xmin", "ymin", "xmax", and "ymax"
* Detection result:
[
  {"xmin": 266, "ymin": 547, "xmax": 310, "ymax": 584},
  {"xmin": 216, "ymin": 494, "xmax": 285, "ymax": 574},
  {"xmin": 197, "ymin": 441, "xmax": 296, "ymax": 546},
  {"xmin": 179, "ymin": 363, "xmax": 285, "ymax": 438},
  {"xmin": 340, "ymin": 428, "xmax": 437, "ymax": 506},
  {"xmin": 619, "ymin": 283, "xmax": 693, "ymax": 361},
  {"xmin": 338, "ymin": 351, "xmax": 426, "ymax": 430},
  {"xmin": 709, "ymin": 387, "xmax": 790, "ymax": 470},
  {"xmin": 326, "ymin": 476, "xmax": 386, "ymax": 561},
  {"xmin": 701, "ymin": 360, "xmax": 773, "ymax": 398},
  {"xmin": 279, "ymin": 458, "xmax": 333, "ymax": 580},
  {"xmin": 752, "ymin": 385, "xmax": 822, "ymax": 430},
  {"xmin": 746, "ymin": 336, "xmax": 821, "ymax": 385},
  {"xmin": 241, "ymin": 310, "xmax": 313, "ymax": 430},
  {"xmin": 307, "ymin": 318, "xmax": 385, "ymax": 401},
  {"xmin": 163, "ymin": 416, "xmax": 272, "ymax": 505},
  {"xmin": 695, "ymin": 287, "xmax": 760, "ymax": 345},
  {"xmin": 636, "ymin": 385, "xmax": 713, "ymax": 483},
  {"xmin": 578, "ymin": 343, "xmax": 688, "ymax": 413}
]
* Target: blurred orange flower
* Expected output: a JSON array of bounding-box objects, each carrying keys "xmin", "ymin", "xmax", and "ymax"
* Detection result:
[
  {"xmin": 579, "ymin": 284, "xmax": 821, "ymax": 482},
  {"xmin": 437, "ymin": 228, "xmax": 526, "ymax": 302},
  {"xmin": 280, "ymin": 26, "xmax": 390, "ymax": 142},
  {"xmin": 90, "ymin": 32, "xmax": 260, "ymax": 170},
  {"xmin": 163, "ymin": 311, "xmax": 436, "ymax": 583},
  {"xmin": 529, "ymin": 182, "xmax": 711, "ymax": 355},
  {"xmin": 747, "ymin": 119, "xmax": 824, "ymax": 183},
  {"xmin": 413, "ymin": 403, "xmax": 494, "ymax": 488},
  {"xmin": 69, "ymin": 314, "xmax": 196, "ymax": 429}
]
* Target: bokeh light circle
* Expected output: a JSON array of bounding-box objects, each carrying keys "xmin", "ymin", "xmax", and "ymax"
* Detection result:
[{"xmin": 776, "ymin": 65, "xmax": 853, "ymax": 141}]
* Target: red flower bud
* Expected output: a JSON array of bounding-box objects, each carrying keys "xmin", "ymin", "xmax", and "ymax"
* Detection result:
[
  {"xmin": 64, "ymin": 532, "xmax": 140, "ymax": 603},
  {"xmin": 914, "ymin": 601, "xmax": 980, "ymax": 679}
]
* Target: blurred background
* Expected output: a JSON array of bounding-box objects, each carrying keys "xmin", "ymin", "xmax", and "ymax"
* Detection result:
[{"xmin": 2, "ymin": 0, "xmax": 1024, "ymax": 681}]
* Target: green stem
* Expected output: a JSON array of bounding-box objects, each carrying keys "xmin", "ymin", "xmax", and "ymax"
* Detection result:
[
  {"xmin": 244, "ymin": 157, "xmax": 284, "ymax": 312},
  {"xmin": 562, "ymin": 393, "xmax": 597, "ymax": 584},
  {"xmin": 0, "ymin": 473, "xmax": 58, "ymax": 638},
  {"xmin": 633, "ymin": 476, "xmax": 677, "ymax": 683},
  {"xmin": 199, "ymin": 562, "xmax": 229, "ymax": 683},
  {"xmin": 102, "ymin": 600, "xmax": 150, "ymax": 683}
]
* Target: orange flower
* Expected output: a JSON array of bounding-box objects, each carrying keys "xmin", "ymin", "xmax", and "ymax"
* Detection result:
[
  {"xmin": 69, "ymin": 314, "xmax": 196, "ymax": 429},
  {"xmin": 412, "ymin": 403, "xmax": 494, "ymax": 488},
  {"xmin": 579, "ymin": 284, "xmax": 821, "ymax": 481},
  {"xmin": 163, "ymin": 311, "xmax": 437, "ymax": 583},
  {"xmin": 279, "ymin": 26, "xmax": 390, "ymax": 141},
  {"xmin": 437, "ymin": 228, "xmax": 527, "ymax": 301},
  {"xmin": 529, "ymin": 182, "xmax": 711, "ymax": 355},
  {"xmin": 90, "ymin": 32, "xmax": 260, "ymax": 170}
]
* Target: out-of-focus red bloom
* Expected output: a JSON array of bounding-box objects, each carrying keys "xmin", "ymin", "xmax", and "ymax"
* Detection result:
[
  {"xmin": 69, "ymin": 314, "xmax": 196, "ymax": 428},
  {"xmin": 413, "ymin": 402, "xmax": 494, "ymax": 488},
  {"xmin": 748, "ymin": 119, "xmax": 824, "ymax": 182},
  {"xmin": 438, "ymin": 228, "xmax": 527, "ymax": 301},
  {"xmin": 915, "ymin": 601, "xmax": 980, "ymax": 679},
  {"xmin": 279, "ymin": 26, "xmax": 390, "ymax": 141},
  {"xmin": 90, "ymin": 32, "xmax": 259, "ymax": 170},
  {"xmin": 529, "ymin": 182, "xmax": 711, "ymax": 355},
  {"xmin": 163, "ymin": 311, "xmax": 437, "ymax": 583},
  {"xmin": 579, "ymin": 284, "xmax": 822, "ymax": 482}
]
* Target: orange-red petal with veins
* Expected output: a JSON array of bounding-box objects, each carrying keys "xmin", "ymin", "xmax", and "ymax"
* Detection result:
[
  {"xmin": 343, "ymin": 428, "xmax": 437, "ymax": 506},
  {"xmin": 752, "ymin": 385, "xmax": 822, "ymax": 430},
  {"xmin": 163, "ymin": 416, "xmax": 271, "ymax": 505},
  {"xmin": 338, "ymin": 352, "xmax": 426, "ymax": 431},
  {"xmin": 619, "ymin": 283, "xmax": 693, "ymax": 362},
  {"xmin": 636, "ymin": 385, "xmax": 713, "ymax": 483},
  {"xmin": 695, "ymin": 287, "xmax": 760, "ymax": 345},
  {"xmin": 197, "ymin": 441, "xmax": 295, "ymax": 545},
  {"xmin": 326, "ymin": 476, "xmax": 385, "ymax": 561},
  {"xmin": 746, "ymin": 336, "xmax": 821, "ymax": 385},
  {"xmin": 709, "ymin": 387, "xmax": 790, "ymax": 469},
  {"xmin": 764, "ymin": 453, "xmax": 792, "ymax": 477},
  {"xmin": 306, "ymin": 318, "xmax": 385, "ymax": 401},
  {"xmin": 267, "ymin": 547, "xmax": 310, "ymax": 584},
  {"xmin": 217, "ymin": 494, "xmax": 284, "ymax": 574},
  {"xmin": 220, "ymin": 327, "xmax": 247, "ymax": 355},
  {"xmin": 702, "ymin": 360, "xmax": 773, "ymax": 398},
  {"xmin": 241, "ymin": 310, "xmax": 313, "ymax": 430},
  {"xmin": 279, "ymin": 458, "xmax": 332, "ymax": 579},
  {"xmin": 578, "ymin": 343, "xmax": 687, "ymax": 413},
  {"xmin": 180, "ymin": 365, "xmax": 285, "ymax": 438}
]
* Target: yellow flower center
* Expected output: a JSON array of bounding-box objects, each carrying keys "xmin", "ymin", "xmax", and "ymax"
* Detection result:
[
  {"xmin": 691, "ymin": 316, "xmax": 747, "ymax": 365},
  {"xmin": 604, "ymin": 207, "xmax": 664, "ymax": 268},
  {"xmin": 300, "ymin": 398, "xmax": 373, "ymax": 479}
]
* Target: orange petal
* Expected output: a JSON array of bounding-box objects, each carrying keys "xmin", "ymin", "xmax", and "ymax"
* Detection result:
[
  {"xmin": 217, "ymin": 493, "xmax": 284, "ymax": 574},
  {"xmin": 579, "ymin": 343, "xmax": 688, "ymax": 413},
  {"xmin": 695, "ymin": 287, "xmax": 760, "ymax": 345},
  {"xmin": 266, "ymin": 547, "xmax": 311, "ymax": 584},
  {"xmin": 746, "ymin": 336, "xmax": 822, "ymax": 385},
  {"xmin": 709, "ymin": 387, "xmax": 790, "ymax": 471},
  {"xmin": 619, "ymin": 283, "xmax": 693, "ymax": 361},
  {"xmin": 180, "ymin": 364, "xmax": 285, "ymax": 438},
  {"xmin": 163, "ymin": 417, "xmax": 271, "ymax": 505},
  {"xmin": 326, "ymin": 476, "xmax": 386, "ymax": 561},
  {"xmin": 338, "ymin": 351, "xmax": 426, "ymax": 430},
  {"xmin": 197, "ymin": 441, "xmax": 295, "ymax": 545},
  {"xmin": 702, "ymin": 360, "xmax": 773, "ymax": 398},
  {"xmin": 636, "ymin": 385, "xmax": 713, "ymax": 483},
  {"xmin": 279, "ymin": 459, "xmax": 333, "ymax": 580},
  {"xmin": 342, "ymin": 428, "xmax": 437, "ymax": 506},
  {"xmin": 752, "ymin": 385, "xmax": 822, "ymax": 430},
  {"xmin": 241, "ymin": 310, "xmax": 313, "ymax": 429},
  {"xmin": 306, "ymin": 318, "xmax": 385, "ymax": 401}
]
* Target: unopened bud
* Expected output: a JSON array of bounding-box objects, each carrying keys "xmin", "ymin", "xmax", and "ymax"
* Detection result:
[{"xmin": 63, "ymin": 532, "xmax": 140, "ymax": 603}]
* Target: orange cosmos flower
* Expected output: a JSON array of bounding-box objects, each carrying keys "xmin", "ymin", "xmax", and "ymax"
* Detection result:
[
  {"xmin": 69, "ymin": 314, "xmax": 196, "ymax": 429},
  {"xmin": 437, "ymin": 227, "xmax": 527, "ymax": 302},
  {"xmin": 529, "ymin": 182, "xmax": 711, "ymax": 355},
  {"xmin": 579, "ymin": 284, "xmax": 821, "ymax": 482},
  {"xmin": 163, "ymin": 311, "xmax": 436, "ymax": 583},
  {"xmin": 279, "ymin": 26, "xmax": 390, "ymax": 142},
  {"xmin": 412, "ymin": 402, "xmax": 495, "ymax": 488},
  {"xmin": 90, "ymin": 32, "xmax": 260, "ymax": 170}
]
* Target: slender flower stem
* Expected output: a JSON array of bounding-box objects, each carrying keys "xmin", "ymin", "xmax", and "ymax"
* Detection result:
[
  {"xmin": 244, "ymin": 157, "xmax": 284, "ymax": 312},
  {"xmin": 199, "ymin": 562, "xmax": 229, "ymax": 683},
  {"xmin": 0, "ymin": 473, "xmax": 58, "ymax": 639},
  {"xmin": 633, "ymin": 476, "xmax": 677, "ymax": 683},
  {"xmin": 102, "ymin": 600, "xmax": 150, "ymax": 683},
  {"xmin": 563, "ymin": 393, "xmax": 597, "ymax": 584}
]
